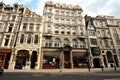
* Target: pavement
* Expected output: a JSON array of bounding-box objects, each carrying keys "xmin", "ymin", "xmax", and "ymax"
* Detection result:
[{"xmin": 4, "ymin": 68, "xmax": 120, "ymax": 73}]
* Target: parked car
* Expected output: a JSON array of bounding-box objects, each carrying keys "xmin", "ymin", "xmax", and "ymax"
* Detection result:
[{"xmin": 0, "ymin": 67, "xmax": 4, "ymax": 75}]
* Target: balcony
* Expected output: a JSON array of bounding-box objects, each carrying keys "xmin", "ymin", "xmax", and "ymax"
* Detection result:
[
  {"xmin": 76, "ymin": 33, "xmax": 87, "ymax": 39},
  {"xmin": 43, "ymin": 32, "xmax": 53, "ymax": 37}
]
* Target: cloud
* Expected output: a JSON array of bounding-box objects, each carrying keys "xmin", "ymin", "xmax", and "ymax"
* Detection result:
[
  {"xmin": 0, "ymin": 0, "xmax": 32, "ymax": 5},
  {"xmin": 1, "ymin": 0, "xmax": 120, "ymax": 18}
]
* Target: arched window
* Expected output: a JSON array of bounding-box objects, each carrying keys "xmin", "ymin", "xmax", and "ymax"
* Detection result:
[
  {"xmin": 80, "ymin": 39, "xmax": 85, "ymax": 48},
  {"xmin": 54, "ymin": 38, "xmax": 61, "ymax": 47},
  {"xmin": 34, "ymin": 35, "xmax": 38, "ymax": 44},
  {"xmin": 104, "ymin": 39, "xmax": 108, "ymax": 48},
  {"xmin": 45, "ymin": 38, "xmax": 52, "ymax": 47},
  {"xmin": 20, "ymin": 34, "xmax": 24, "ymax": 43},
  {"xmin": 64, "ymin": 39, "xmax": 69, "ymax": 45},
  {"xmin": 106, "ymin": 51, "xmax": 114, "ymax": 63},
  {"xmin": 27, "ymin": 35, "xmax": 32, "ymax": 44},
  {"xmin": 72, "ymin": 39, "xmax": 77, "ymax": 48}
]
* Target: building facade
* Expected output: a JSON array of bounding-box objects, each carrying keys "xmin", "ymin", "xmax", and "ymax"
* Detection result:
[
  {"xmin": 0, "ymin": 2, "xmax": 24, "ymax": 69},
  {"xmin": 85, "ymin": 15, "xmax": 119, "ymax": 68},
  {"xmin": 0, "ymin": 1, "xmax": 120, "ymax": 70},
  {"xmin": 9, "ymin": 8, "xmax": 43, "ymax": 70},
  {"xmin": 42, "ymin": 1, "xmax": 88, "ymax": 69}
]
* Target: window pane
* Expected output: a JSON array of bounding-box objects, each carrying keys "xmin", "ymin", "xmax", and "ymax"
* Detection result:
[{"xmin": 27, "ymin": 35, "xmax": 32, "ymax": 44}]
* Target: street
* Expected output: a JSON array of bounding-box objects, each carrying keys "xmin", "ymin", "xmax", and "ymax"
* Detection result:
[{"xmin": 0, "ymin": 71, "xmax": 120, "ymax": 80}]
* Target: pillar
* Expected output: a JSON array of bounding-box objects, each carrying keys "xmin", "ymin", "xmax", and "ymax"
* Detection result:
[
  {"xmin": 35, "ymin": 52, "xmax": 41, "ymax": 70},
  {"xmin": 8, "ymin": 49, "xmax": 16, "ymax": 70},
  {"xmin": 70, "ymin": 50, "xmax": 73, "ymax": 68}
]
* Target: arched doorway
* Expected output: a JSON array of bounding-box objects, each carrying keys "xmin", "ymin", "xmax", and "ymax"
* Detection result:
[
  {"xmin": 106, "ymin": 51, "xmax": 114, "ymax": 67},
  {"xmin": 62, "ymin": 45, "xmax": 71, "ymax": 68},
  {"xmin": 93, "ymin": 58, "xmax": 101, "ymax": 68},
  {"xmin": 30, "ymin": 51, "xmax": 37, "ymax": 69},
  {"xmin": 15, "ymin": 50, "xmax": 29, "ymax": 69},
  {"xmin": 106, "ymin": 51, "xmax": 114, "ymax": 63}
]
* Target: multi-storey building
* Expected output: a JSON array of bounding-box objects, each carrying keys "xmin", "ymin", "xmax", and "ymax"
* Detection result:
[
  {"xmin": 85, "ymin": 16, "xmax": 104, "ymax": 68},
  {"xmin": 0, "ymin": 1, "xmax": 120, "ymax": 70},
  {"xmin": 85, "ymin": 15, "xmax": 118, "ymax": 68},
  {"xmin": 42, "ymin": 1, "xmax": 88, "ymax": 69},
  {"xmin": 0, "ymin": 2, "xmax": 24, "ymax": 69},
  {"xmin": 9, "ymin": 7, "xmax": 43, "ymax": 70},
  {"xmin": 105, "ymin": 16, "xmax": 120, "ymax": 67}
]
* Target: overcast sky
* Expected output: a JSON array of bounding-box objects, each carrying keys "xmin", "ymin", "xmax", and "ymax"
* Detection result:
[{"xmin": 1, "ymin": 0, "xmax": 120, "ymax": 18}]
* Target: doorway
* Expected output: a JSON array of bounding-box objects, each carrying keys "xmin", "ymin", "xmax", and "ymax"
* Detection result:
[
  {"xmin": 93, "ymin": 58, "xmax": 101, "ymax": 68},
  {"xmin": 30, "ymin": 51, "xmax": 37, "ymax": 69},
  {"xmin": 64, "ymin": 51, "xmax": 71, "ymax": 68},
  {"xmin": 15, "ymin": 50, "xmax": 29, "ymax": 69}
]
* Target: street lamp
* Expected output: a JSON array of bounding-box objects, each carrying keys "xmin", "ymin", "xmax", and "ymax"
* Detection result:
[{"xmin": 86, "ymin": 49, "xmax": 91, "ymax": 72}]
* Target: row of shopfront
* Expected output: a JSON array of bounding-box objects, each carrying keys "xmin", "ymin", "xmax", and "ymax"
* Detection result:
[{"xmin": 0, "ymin": 45, "xmax": 118, "ymax": 70}]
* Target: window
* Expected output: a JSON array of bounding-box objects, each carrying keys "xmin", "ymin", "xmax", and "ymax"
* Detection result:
[
  {"xmin": 67, "ymin": 28, "xmax": 70, "ymax": 35},
  {"xmin": 55, "ymin": 18, "xmax": 59, "ymax": 23},
  {"xmin": 64, "ymin": 39, "xmax": 69, "ymax": 45},
  {"xmin": 8, "ymin": 27, "xmax": 12, "ymax": 32},
  {"xmin": 66, "ymin": 12, "xmax": 70, "ymax": 16},
  {"xmin": 71, "ymin": 12, "xmax": 74, "ymax": 16},
  {"xmin": 72, "ymin": 29, "xmax": 76, "ymax": 35},
  {"xmin": 36, "ymin": 24, "xmax": 40, "ymax": 32},
  {"xmin": 90, "ymin": 39, "xmax": 97, "ymax": 45},
  {"xmin": 80, "ymin": 39, "xmax": 85, "ymax": 48},
  {"xmin": 23, "ymin": 23, "xmax": 27, "ymax": 31},
  {"xmin": 61, "ymin": 19, "xmax": 64, "ymax": 24},
  {"xmin": 113, "ymin": 29, "xmax": 117, "ymax": 34},
  {"xmin": 72, "ymin": 39, "xmax": 77, "ymax": 48},
  {"xmin": 20, "ymin": 34, "xmax": 24, "ymax": 43},
  {"xmin": 89, "ymin": 31, "xmax": 95, "ymax": 36},
  {"xmin": 78, "ymin": 12, "xmax": 81, "ymax": 16},
  {"xmin": 78, "ymin": 19, "xmax": 82, "ymax": 24},
  {"xmin": 66, "ymin": 19, "xmax": 70, "ymax": 24},
  {"xmin": 115, "ymin": 39, "xmax": 120, "ymax": 45},
  {"xmin": 34, "ymin": 35, "xmax": 38, "ymax": 44},
  {"xmin": 61, "ymin": 28, "xmax": 64, "ymax": 34},
  {"xmin": 49, "ymin": 9, "xmax": 52, "ymax": 13},
  {"xmin": 11, "ymin": 15, "xmax": 16, "ymax": 21},
  {"xmin": 48, "ymin": 17, "xmax": 52, "ymax": 22},
  {"xmin": 61, "ymin": 11, "xmax": 64, "ymax": 15},
  {"xmin": 27, "ymin": 35, "xmax": 32, "ymax": 44},
  {"xmin": 55, "ymin": 27, "xmax": 59, "ymax": 34},
  {"xmin": 54, "ymin": 38, "xmax": 61, "ymax": 47},
  {"xmin": 104, "ymin": 39, "xmax": 109, "ymax": 48},
  {"xmin": 45, "ymin": 38, "xmax": 52, "ymax": 47},
  {"xmin": 0, "ymin": 6, "xmax": 2, "ymax": 11},
  {"xmin": 101, "ymin": 30, "xmax": 106, "ymax": 37},
  {"xmin": 71, "ymin": 20, "xmax": 74, "ymax": 25},
  {"xmin": 47, "ymin": 26, "xmax": 51, "ymax": 33},
  {"xmin": 99, "ymin": 21, "xmax": 103, "ymax": 27},
  {"xmin": 29, "ymin": 23, "xmax": 34, "ymax": 31},
  {"xmin": 55, "ymin": 10, "xmax": 59, "ymax": 15},
  {"xmin": 4, "ymin": 35, "xmax": 10, "ymax": 46},
  {"xmin": 2, "ymin": 15, "xmax": 5, "ymax": 20}
]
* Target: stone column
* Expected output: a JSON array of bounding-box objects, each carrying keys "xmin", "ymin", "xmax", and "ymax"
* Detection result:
[
  {"xmin": 40, "ymin": 51, "xmax": 43, "ymax": 69},
  {"xmin": 70, "ymin": 50, "xmax": 73, "ymax": 68},
  {"xmin": 25, "ymin": 51, "xmax": 31, "ymax": 70},
  {"xmin": 8, "ymin": 50, "xmax": 16, "ymax": 70},
  {"xmin": 35, "ymin": 52, "xmax": 41, "ymax": 70}
]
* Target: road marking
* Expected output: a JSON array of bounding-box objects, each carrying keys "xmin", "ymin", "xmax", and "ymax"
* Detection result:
[{"xmin": 104, "ymin": 78, "xmax": 120, "ymax": 80}]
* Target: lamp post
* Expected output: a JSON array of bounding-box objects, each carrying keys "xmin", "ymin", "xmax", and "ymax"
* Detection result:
[{"xmin": 87, "ymin": 49, "xmax": 91, "ymax": 72}]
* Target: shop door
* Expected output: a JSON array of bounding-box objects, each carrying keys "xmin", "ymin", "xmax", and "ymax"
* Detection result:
[{"xmin": 64, "ymin": 51, "xmax": 71, "ymax": 68}]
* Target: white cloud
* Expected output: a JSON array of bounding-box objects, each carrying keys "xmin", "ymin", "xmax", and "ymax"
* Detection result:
[
  {"xmin": 0, "ymin": 0, "xmax": 32, "ymax": 5},
  {"xmin": 1, "ymin": 0, "xmax": 120, "ymax": 18}
]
